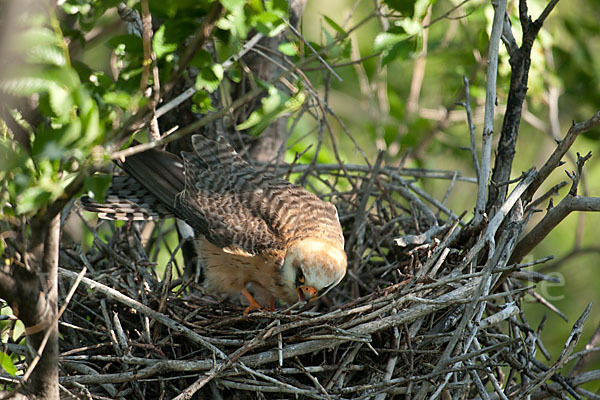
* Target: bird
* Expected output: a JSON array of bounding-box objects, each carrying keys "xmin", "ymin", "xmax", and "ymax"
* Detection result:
[{"xmin": 81, "ymin": 135, "xmax": 347, "ymax": 313}]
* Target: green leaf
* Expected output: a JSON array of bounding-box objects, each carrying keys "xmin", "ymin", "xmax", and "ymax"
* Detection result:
[
  {"xmin": 383, "ymin": 0, "xmax": 417, "ymax": 16},
  {"xmin": 37, "ymin": 137, "xmax": 69, "ymax": 160},
  {"xmin": 75, "ymin": 88, "xmax": 101, "ymax": 146},
  {"xmin": 323, "ymin": 16, "xmax": 346, "ymax": 36},
  {"xmin": 190, "ymin": 49, "xmax": 213, "ymax": 68},
  {"xmin": 221, "ymin": 0, "xmax": 245, "ymax": 12},
  {"xmin": 0, "ymin": 139, "xmax": 27, "ymax": 173},
  {"xmin": 47, "ymin": 67, "xmax": 80, "ymax": 90},
  {"xmin": 191, "ymin": 91, "xmax": 215, "ymax": 113},
  {"xmin": 84, "ymin": 173, "xmax": 112, "ymax": 201},
  {"xmin": 108, "ymin": 34, "xmax": 143, "ymax": 55},
  {"xmin": 219, "ymin": 1, "xmax": 248, "ymax": 39},
  {"xmin": 57, "ymin": 120, "xmax": 83, "ymax": 148},
  {"xmin": 237, "ymin": 86, "xmax": 305, "ymax": 136},
  {"xmin": 102, "ymin": 91, "xmax": 133, "ymax": 109},
  {"xmin": 61, "ymin": 1, "xmax": 92, "ymax": 15},
  {"xmin": 278, "ymin": 42, "xmax": 298, "ymax": 56},
  {"xmin": 16, "ymin": 186, "xmax": 53, "ymax": 215},
  {"xmin": 153, "ymin": 21, "xmax": 198, "ymax": 59},
  {"xmin": 48, "ymin": 84, "xmax": 74, "ymax": 119},
  {"xmin": 195, "ymin": 64, "xmax": 224, "ymax": 93},
  {"xmin": 0, "ymin": 77, "xmax": 54, "ymax": 96},
  {"xmin": 251, "ymin": 11, "xmax": 284, "ymax": 36},
  {"xmin": 153, "ymin": 24, "xmax": 178, "ymax": 59},
  {"xmin": 381, "ymin": 40, "xmax": 413, "ymax": 66},
  {"xmin": 14, "ymin": 28, "xmax": 60, "ymax": 48},
  {"xmin": 26, "ymin": 45, "xmax": 67, "ymax": 66},
  {"xmin": 0, "ymin": 352, "xmax": 17, "ymax": 376},
  {"xmin": 373, "ymin": 32, "xmax": 409, "ymax": 52}
]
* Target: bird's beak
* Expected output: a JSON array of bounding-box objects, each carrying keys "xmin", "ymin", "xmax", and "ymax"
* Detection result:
[{"xmin": 297, "ymin": 286, "xmax": 318, "ymax": 302}]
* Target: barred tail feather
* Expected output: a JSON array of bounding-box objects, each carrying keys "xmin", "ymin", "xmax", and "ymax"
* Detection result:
[{"xmin": 80, "ymin": 195, "xmax": 173, "ymax": 221}]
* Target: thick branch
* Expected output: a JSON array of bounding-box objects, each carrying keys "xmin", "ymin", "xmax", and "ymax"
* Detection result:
[
  {"xmin": 0, "ymin": 215, "xmax": 60, "ymax": 399},
  {"xmin": 25, "ymin": 214, "xmax": 59, "ymax": 399},
  {"xmin": 487, "ymin": 0, "xmax": 560, "ymax": 211}
]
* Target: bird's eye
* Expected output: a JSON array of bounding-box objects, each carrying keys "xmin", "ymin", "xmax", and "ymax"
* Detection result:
[{"xmin": 296, "ymin": 269, "xmax": 305, "ymax": 284}]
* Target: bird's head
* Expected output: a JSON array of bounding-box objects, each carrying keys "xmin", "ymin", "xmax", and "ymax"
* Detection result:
[{"xmin": 280, "ymin": 238, "xmax": 347, "ymax": 304}]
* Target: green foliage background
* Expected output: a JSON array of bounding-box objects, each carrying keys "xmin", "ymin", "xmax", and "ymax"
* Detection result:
[{"xmin": 0, "ymin": 0, "xmax": 599, "ymax": 385}]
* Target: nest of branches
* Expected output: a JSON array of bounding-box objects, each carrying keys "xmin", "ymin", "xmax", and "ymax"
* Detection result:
[{"xmin": 49, "ymin": 155, "xmax": 598, "ymax": 400}]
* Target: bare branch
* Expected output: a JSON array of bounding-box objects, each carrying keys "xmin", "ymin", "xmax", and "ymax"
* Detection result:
[
  {"xmin": 524, "ymin": 110, "xmax": 600, "ymax": 201},
  {"xmin": 462, "ymin": 76, "xmax": 480, "ymax": 179},
  {"xmin": 510, "ymin": 196, "xmax": 600, "ymax": 264},
  {"xmin": 473, "ymin": 0, "xmax": 507, "ymax": 226}
]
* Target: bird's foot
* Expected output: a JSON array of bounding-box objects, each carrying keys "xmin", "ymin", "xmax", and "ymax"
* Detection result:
[{"xmin": 241, "ymin": 289, "xmax": 275, "ymax": 314}]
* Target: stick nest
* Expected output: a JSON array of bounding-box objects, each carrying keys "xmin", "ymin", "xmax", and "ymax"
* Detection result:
[{"xmin": 55, "ymin": 162, "xmax": 597, "ymax": 399}]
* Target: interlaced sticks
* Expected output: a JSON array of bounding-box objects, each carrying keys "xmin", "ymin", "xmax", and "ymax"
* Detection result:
[{"xmin": 61, "ymin": 149, "xmax": 600, "ymax": 399}]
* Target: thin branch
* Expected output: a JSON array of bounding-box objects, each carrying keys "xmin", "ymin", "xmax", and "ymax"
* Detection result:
[
  {"xmin": 524, "ymin": 110, "xmax": 600, "ymax": 202},
  {"xmin": 139, "ymin": 0, "xmax": 160, "ymax": 141},
  {"xmin": 285, "ymin": 19, "xmax": 342, "ymax": 82},
  {"xmin": 535, "ymin": 0, "xmax": 560, "ymax": 27},
  {"xmin": 462, "ymin": 76, "xmax": 480, "ymax": 179},
  {"xmin": 510, "ymin": 195, "xmax": 600, "ymax": 264},
  {"xmin": 155, "ymin": 32, "xmax": 264, "ymax": 119},
  {"xmin": 473, "ymin": 0, "xmax": 507, "ymax": 225}
]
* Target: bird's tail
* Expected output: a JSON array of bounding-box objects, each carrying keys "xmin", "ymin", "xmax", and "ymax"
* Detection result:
[{"xmin": 81, "ymin": 147, "xmax": 185, "ymax": 220}]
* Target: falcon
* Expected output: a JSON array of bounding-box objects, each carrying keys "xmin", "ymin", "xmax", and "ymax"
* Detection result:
[{"xmin": 81, "ymin": 135, "xmax": 347, "ymax": 313}]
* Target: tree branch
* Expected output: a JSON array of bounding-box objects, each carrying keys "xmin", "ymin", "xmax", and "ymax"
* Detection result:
[
  {"xmin": 510, "ymin": 196, "xmax": 600, "ymax": 264},
  {"xmin": 25, "ymin": 214, "xmax": 59, "ymax": 399},
  {"xmin": 473, "ymin": 0, "xmax": 507, "ymax": 226},
  {"xmin": 487, "ymin": 0, "xmax": 560, "ymax": 212},
  {"xmin": 523, "ymin": 110, "xmax": 600, "ymax": 202},
  {"xmin": 0, "ymin": 215, "xmax": 61, "ymax": 399}
]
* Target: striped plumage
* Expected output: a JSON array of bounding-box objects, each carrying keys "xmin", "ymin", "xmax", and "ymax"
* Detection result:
[{"xmin": 82, "ymin": 135, "xmax": 347, "ymax": 311}]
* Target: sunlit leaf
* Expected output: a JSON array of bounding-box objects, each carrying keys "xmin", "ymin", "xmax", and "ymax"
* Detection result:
[
  {"xmin": 48, "ymin": 84, "xmax": 73, "ymax": 119},
  {"xmin": 220, "ymin": 0, "xmax": 245, "ymax": 12},
  {"xmin": 16, "ymin": 186, "xmax": 53, "ymax": 215},
  {"xmin": 237, "ymin": 86, "xmax": 305, "ymax": 136},
  {"xmin": 191, "ymin": 91, "xmax": 215, "ymax": 113},
  {"xmin": 278, "ymin": 42, "xmax": 298, "ymax": 56},
  {"xmin": 373, "ymin": 32, "xmax": 410, "ymax": 52},
  {"xmin": 14, "ymin": 27, "xmax": 59, "ymax": 48},
  {"xmin": 195, "ymin": 64, "xmax": 224, "ymax": 93},
  {"xmin": 0, "ymin": 77, "xmax": 54, "ymax": 96},
  {"xmin": 153, "ymin": 24, "xmax": 178, "ymax": 59},
  {"xmin": 251, "ymin": 11, "xmax": 284, "ymax": 36},
  {"xmin": 26, "ymin": 45, "xmax": 67, "ymax": 66},
  {"xmin": 102, "ymin": 91, "xmax": 132, "ymax": 109},
  {"xmin": 0, "ymin": 353, "xmax": 17, "ymax": 376}
]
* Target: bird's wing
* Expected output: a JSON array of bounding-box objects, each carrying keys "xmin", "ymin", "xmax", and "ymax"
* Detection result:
[
  {"xmin": 81, "ymin": 135, "xmax": 344, "ymax": 257},
  {"xmin": 174, "ymin": 135, "xmax": 344, "ymax": 256}
]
